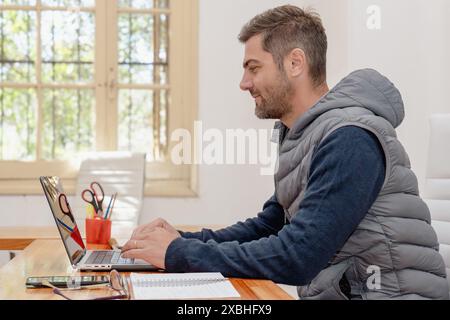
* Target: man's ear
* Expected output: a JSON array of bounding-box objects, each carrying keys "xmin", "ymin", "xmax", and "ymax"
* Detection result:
[{"xmin": 286, "ymin": 48, "xmax": 306, "ymax": 77}]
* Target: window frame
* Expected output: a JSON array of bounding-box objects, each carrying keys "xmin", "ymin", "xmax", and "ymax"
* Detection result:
[{"xmin": 0, "ymin": 0, "xmax": 198, "ymax": 197}]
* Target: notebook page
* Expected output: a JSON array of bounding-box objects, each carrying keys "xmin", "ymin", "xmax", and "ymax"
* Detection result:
[{"xmin": 130, "ymin": 273, "xmax": 240, "ymax": 299}]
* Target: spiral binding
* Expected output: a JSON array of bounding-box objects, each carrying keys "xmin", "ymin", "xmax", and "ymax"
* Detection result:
[{"xmin": 133, "ymin": 278, "xmax": 226, "ymax": 288}]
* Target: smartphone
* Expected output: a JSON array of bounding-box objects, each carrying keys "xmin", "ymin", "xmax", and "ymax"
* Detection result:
[{"xmin": 26, "ymin": 275, "xmax": 109, "ymax": 288}]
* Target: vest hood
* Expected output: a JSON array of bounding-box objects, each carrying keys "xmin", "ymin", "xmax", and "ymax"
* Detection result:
[{"xmin": 287, "ymin": 69, "xmax": 405, "ymax": 138}]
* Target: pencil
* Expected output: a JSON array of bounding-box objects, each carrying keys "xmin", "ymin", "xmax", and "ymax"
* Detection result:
[
  {"xmin": 86, "ymin": 204, "xmax": 95, "ymax": 219},
  {"xmin": 86, "ymin": 204, "xmax": 91, "ymax": 219}
]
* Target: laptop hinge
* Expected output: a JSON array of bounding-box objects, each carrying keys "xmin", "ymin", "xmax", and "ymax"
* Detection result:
[{"xmin": 73, "ymin": 249, "xmax": 87, "ymax": 267}]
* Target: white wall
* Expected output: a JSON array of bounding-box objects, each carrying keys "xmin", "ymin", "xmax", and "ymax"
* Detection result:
[
  {"xmin": 346, "ymin": 0, "xmax": 450, "ymax": 192},
  {"xmin": 1, "ymin": 0, "xmax": 449, "ymax": 228}
]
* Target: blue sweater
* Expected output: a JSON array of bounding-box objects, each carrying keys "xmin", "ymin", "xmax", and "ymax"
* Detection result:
[{"xmin": 165, "ymin": 126, "xmax": 385, "ymax": 285}]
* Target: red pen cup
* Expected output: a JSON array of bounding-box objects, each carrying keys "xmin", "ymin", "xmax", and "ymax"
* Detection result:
[{"xmin": 85, "ymin": 218, "xmax": 112, "ymax": 244}]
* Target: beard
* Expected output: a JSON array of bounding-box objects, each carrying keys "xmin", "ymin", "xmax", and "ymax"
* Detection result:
[{"xmin": 253, "ymin": 72, "xmax": 294, "ymax": 120}]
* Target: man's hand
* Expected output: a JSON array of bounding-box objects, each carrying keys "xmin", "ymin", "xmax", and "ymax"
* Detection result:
[
  {"xmin": 130, "ymin": 217, "xmax": 181, "ymax": 239},
  {"xmin": 121, "ymin": 227, "xmax": 180, "ymax": 269}
]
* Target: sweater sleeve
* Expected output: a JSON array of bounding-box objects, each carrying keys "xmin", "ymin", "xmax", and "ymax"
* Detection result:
[
  {"xmin": 178, "ymin": 195, "xmax": 285, "ymax": 243},
  {"xmin": 165, "ymin": 126, "xmax": 385, "ymax": 285}
]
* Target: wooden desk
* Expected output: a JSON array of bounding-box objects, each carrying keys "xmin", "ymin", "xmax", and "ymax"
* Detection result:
[
  {"xmin": 0, "ymin": 239, "xmax": 293, "ymax": 300},
  {"xmin": 0, "ymin": 225, "xmax": 224, "ymax": 250}
]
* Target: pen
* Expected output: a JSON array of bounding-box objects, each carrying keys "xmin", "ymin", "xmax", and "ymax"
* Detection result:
[
  {"xmin": 106, "ymin": 193, "xmax": 117, "ymax": 220},
  {"xmin": 103, "ymin": 195, "xmax": 114, "ymax": 220}
]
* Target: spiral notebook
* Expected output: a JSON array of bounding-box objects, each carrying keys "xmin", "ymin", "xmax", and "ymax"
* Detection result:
[{"xmin": 130, "ymin": 272, "xmax": 240, "ymax": 299}]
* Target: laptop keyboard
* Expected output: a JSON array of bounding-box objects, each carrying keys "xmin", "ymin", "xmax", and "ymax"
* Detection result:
[{"xmin": 86, "ymin": 251, "xmax": 134, "ymax": 265}]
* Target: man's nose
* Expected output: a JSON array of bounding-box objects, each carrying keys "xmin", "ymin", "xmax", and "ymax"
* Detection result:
[{"xmin": 240, "ymin": 76, "xmax": 252, "ymax": 91}]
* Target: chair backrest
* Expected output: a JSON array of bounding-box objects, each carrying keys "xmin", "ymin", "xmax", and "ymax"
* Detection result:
[
  {"xmin": 72, "ymin": 152, "xmax": 146, "ymax": 231},
  {"xmin": 424, "ymin": 114, "xmax": 450, "ymax": 292}
]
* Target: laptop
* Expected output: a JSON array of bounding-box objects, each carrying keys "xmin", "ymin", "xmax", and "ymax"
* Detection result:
[{"xmin": 40, "ymin": 176, "xmax": 158, "ymax": 271}]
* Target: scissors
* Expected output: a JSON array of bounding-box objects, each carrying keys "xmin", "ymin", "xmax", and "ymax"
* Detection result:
[
  {"xmin": 58, "ymin": 193, "xmax": 75, "ymax": 232},
  {"xmin": 82, "ymin": 181, "xmax": 105, "ymax": 217},
  {"xmin": 58, "ymin": 193, "xmax": 85, "ymax": 249}
]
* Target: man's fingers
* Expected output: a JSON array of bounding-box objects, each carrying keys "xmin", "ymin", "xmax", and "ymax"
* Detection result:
[
  {"xmin": 121, "ymin": 239, "xmax": 145, "ymax": 253},
  {"xmin": 131, "ymin": 227, "xmax": 157, "ymax": 239},
  {"xmin": 131, "ymin": 218, "xmax": 167, "ymax": 238},
  {"xmin": 129, "ymin": 232, "xmax": 157, "ymax": 242},
  {"xmin": 132, "ymin": 226, "xmax": 168, "ymax": 238},
  {"xmin": 131, "ymin": 225, "xmax": 150, "ymax": 238},
  {"xmin": 130, "ymin": 227, "xmax": 166, "ymax": 242},
  {"xmin": 121, "ymin": 248, "xmax": 146, "ymax": 260},
  {"xmin": 124, "ymin": 228, "xmax": 168, "ymax": 253}
]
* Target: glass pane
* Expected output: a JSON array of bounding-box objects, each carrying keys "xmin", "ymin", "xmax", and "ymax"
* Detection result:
[
  {"xmin": 41, "ymin": 0, "xmax": 94, "ymax": 7},
  {"xmin": 118, "ymin": 89, "xmax": 154, "ymax": 155},
  {"xmin": 118, "ymin": 13, "xmax": 169, "ymax": 84},
  {"xmin": 118, "ymin": 13, "xmax": 154, "ymax": 84},
  {"xmin": 42, "ymin": 89, "xmax": 95, "ymax": 160},
  {"xmin": 0, "ymin": 88, "xmax": 36, "ymax": 160},
  {"xmin": 0, "ymin": 10, "xmax": 36, "ymax": 82},
  {"xmin": 157, "ymin": 0, "xmax": 169, "ymax": 8},
  {"xmin": 41, "ymin": 10, "xmax": 94, "ymax": 83},
  {"xmin": 154, "ymin": 64, "xmax": 167, "ymax": 84},
  {"xmin": 118, "ymin": 0, "xmax": 169, "ymax": 9},
  {"xmin": 42, "ymin": 62, "xmax": 92, "ymax": 83},
  {"xmin": 0, "ymin": 0, "xmax": 36, "ymax": 5},
  {"xmin": 119, "ymin": 63, "xmax": 153, "ymax": 84},
  {"xmin": 1, "ymin": 62, "xmax": 35, "ymax": 82}
]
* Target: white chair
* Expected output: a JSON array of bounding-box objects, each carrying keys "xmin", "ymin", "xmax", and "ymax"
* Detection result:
[
  {"xmin": 423, "ymin": 114, "xmax": 450, "ymax": 294},
  {"xmin": 72, "ymin": 152, "xmax": 146, "ymax": 235}
]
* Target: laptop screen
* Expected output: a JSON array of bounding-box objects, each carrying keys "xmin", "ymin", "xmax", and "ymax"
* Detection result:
[{"xmin": 40, "ymin": 176, "xmax": 86, "ymax": 266}]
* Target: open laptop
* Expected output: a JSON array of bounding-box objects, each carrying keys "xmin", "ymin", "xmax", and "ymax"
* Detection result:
[{"xmin": 40, "ymin": 176, "xmax": 158, "ymax": 271}]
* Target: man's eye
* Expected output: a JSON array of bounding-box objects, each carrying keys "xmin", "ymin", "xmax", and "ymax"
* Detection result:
[{"xmin": 249, "ymin": 67, "xmax": 258, "ymax": 73}]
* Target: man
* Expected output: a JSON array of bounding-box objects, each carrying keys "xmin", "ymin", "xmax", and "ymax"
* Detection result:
[{"xmin": 121, "ymin": 5, "xmax": 449, "ymax": 299}]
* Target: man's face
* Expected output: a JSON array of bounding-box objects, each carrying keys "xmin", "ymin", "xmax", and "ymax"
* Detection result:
[{"xmin": 240, "ymin": 35, "xmax": 293, "ymax": 119}]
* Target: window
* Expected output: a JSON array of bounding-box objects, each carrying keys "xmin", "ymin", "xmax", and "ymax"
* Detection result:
[{"xmin": 0, "ymin": 0, "xmax": 198, "ymax": 196}]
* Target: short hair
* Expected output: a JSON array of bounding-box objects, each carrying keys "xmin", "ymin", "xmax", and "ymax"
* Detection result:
[{"xmin": 238, "ymin": 5, "xmax": 327, "ymax": 87}]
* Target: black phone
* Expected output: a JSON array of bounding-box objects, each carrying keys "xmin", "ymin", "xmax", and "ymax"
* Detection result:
[{"xmin": 26, "ymin": 275, "xmax": 109, "ymax": 288}]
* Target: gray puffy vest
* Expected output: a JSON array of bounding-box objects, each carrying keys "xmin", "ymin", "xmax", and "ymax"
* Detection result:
[{"xmin": 274, "ymin": 69, "xmax": 449, "ymax": 300}]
